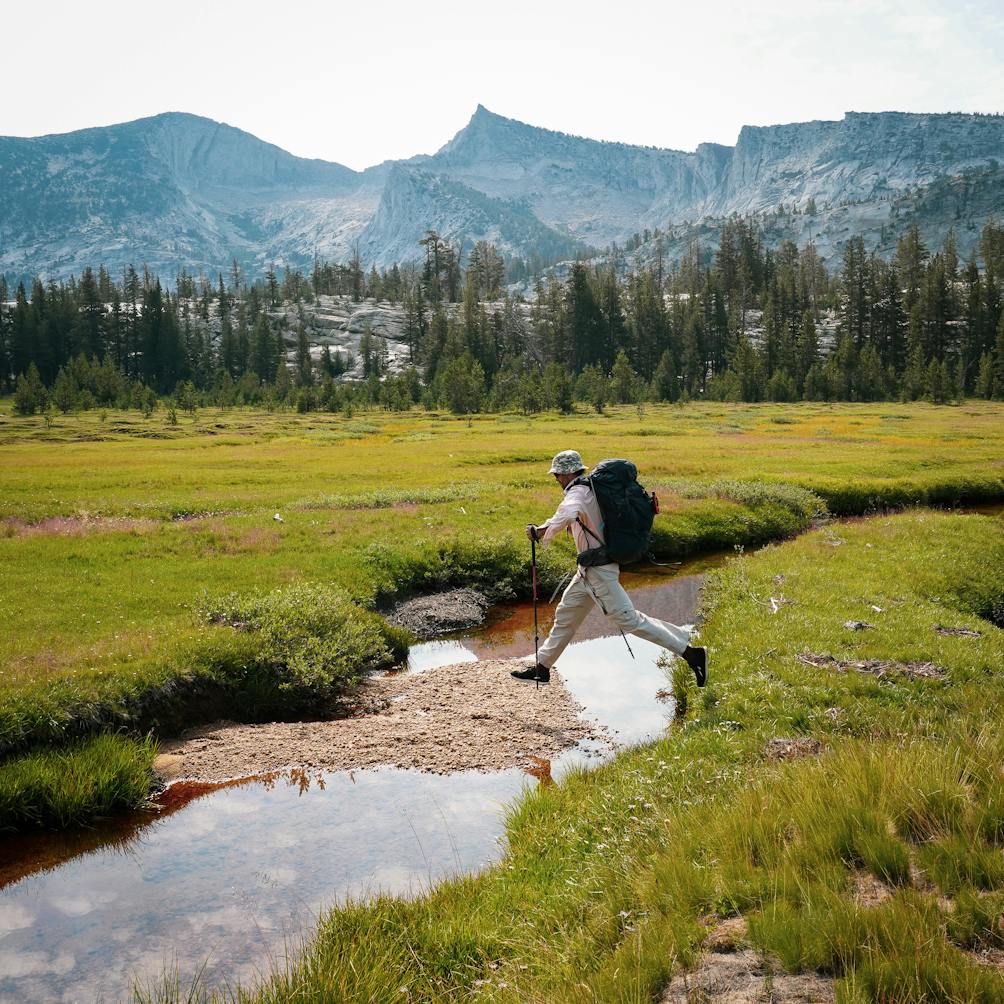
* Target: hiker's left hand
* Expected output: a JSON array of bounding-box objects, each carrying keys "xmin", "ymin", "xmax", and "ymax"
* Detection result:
[{"xmin": 525, "ymin": 524, "xmax": 540, "ymax": 542}]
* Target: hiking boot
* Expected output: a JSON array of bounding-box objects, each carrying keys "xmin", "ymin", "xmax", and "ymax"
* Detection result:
[
  {"xmin": 511, "ymin": 663, "xmax": 550, "ymax": 684},
  {"xmin": 682, "ymin": 645, "xmax": 708, "ymax": 688}
]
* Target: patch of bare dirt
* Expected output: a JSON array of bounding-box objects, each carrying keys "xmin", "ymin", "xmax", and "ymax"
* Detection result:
[
  {"xmin": 702, "ymin": 916, "xmax": 749, "ymax": 952},
  {"xmin": 661, "ymin": 947, "xmax": 835, "ymax": 1003},
  {"xmin": 764, "ymin": 738, "xmax": 824, "ymax": 762},
  {"xmin": 797, "ymin": 652, "xmax": 946, "ymax": 681},
  {"xmin": 386, "ymin": 588, "xmax": 491, "ymax": 639},
  {"xmin": 851, "ymin": 870, "xmax": 893, "ymax": 908},
  {"xmin": 935, "ymin": 624, "xmax": 982, "ymax": 638},
  {"xmin": 156, "ymin": 658, "xmax": 608, "ymax": 781},
  {"xmin": 967, "ymin": 947, "xmax": 1004, "ymax": 973}
]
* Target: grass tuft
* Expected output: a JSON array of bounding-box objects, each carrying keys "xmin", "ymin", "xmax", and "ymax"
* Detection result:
[{"xmin": 0, "ymin": 732, "xmax": 156, "ymax": 831}]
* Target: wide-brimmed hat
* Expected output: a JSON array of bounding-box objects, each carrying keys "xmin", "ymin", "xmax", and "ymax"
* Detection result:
[{"xmin": 548, "ymin": 450, "xmax": 585, "ymax": 475}]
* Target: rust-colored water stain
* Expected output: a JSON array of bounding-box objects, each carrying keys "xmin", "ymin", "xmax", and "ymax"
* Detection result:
[{"xmin": 524, "ymin": 755, "xmax": 554, "ymax": 787}]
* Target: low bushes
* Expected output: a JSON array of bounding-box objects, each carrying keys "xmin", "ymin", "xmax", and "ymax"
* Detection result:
[
  {"xmin": 362, "ymin": 535, "xmax": 569, "ymax": 606},
  {"xmin": 797, "ymin": 472, "xmax": 1004, "ymax": 515},
  {"xmin": 196, "ymin": 582, "xmax": 411, "ymax": 719},
  {"xmin": 650, "ymin": 479, "xmax": 825, "ymax": 557},
  {"xmin": 0, "ymin": 584, "xmax": 410, "ymax": 765}
]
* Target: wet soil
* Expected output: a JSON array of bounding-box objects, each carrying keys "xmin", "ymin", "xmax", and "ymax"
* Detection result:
[{"xmin": 157, "ymin": 658, "xmax": 608, "ymax": 781}]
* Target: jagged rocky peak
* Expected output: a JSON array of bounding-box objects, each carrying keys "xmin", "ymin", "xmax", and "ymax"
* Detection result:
[{"xmin": 4, "ymin": 106, "xmax": 1004, "ymax": 282}]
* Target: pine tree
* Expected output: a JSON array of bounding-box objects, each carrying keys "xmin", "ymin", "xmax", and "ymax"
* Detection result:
[
  {"xmin": 995, "ymin": 310, "xmax": 1004, "ymax": 398},
  {"xmin": 543, "ymin": 362, "xmax": 574, "ymax": 413},
  {"xmin": 652, "ymin": 350, "xmax": 679, "ymax": 402},
  {"xmin": 274, "ymin": 357, "xmax": 291, "ymax": 402},
  {"xmin": 52, "ymin": 366, "xmax": 78, "ymax": 413},
  {"xmin": 611, "ymin": 349, "xmax": 636, "ymax": 403},
  {"xmin": 295, "ymin": 321, "xmax": 313, "ymax": 386},
  {"xmin": 566, "ymin": 264, "xmax": 605, "ymax": 372},
  {"xmin": 795, "ymin": 309, "xmax": 818, "ymax": 393},
  {"xmin": 439, "ymin": 353, "xmax": 485, "ymax": 415},
  {"xmin": 976, "ymin": 351, "xmax": 996, "ymax": 399},
  {"xmin": 251, "ymin": 316, "xmax": 276, "ymax": 382},
  {"xmin": 13, "ymin": 363, "xmax": 47, "ymax": 414},
  {"xmin": 220, "ymin": 317, "xmax": 238, "ymax": 379}
]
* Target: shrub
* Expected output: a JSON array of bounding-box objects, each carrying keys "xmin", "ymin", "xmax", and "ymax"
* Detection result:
[{"xmin": 196, "ymin": 582, "xmax": 411, "ymax": 717}]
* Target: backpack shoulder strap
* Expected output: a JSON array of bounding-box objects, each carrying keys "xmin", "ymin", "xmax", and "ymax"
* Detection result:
[
  {"xmin": 568, "ymin": 476, "xmax": 603, "ymax": 544},
  {"xmin": 576, "ymin": 516, "xmax": 603, "ymax": 544}
]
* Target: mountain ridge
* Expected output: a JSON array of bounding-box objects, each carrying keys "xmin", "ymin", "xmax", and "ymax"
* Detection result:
[{"xmin": 2, "ymin": 106, "xmax": 1003, "ymax": 281}]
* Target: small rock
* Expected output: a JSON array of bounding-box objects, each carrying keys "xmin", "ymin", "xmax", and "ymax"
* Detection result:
[{"xmin": 843, "ymin": 620, "xmax": 874, "ymax": 631}]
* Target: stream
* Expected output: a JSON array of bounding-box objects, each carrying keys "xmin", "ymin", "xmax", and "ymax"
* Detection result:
[{"xmin": 0, "ymin": 556, "xmax": 721, "ymax": 1003}]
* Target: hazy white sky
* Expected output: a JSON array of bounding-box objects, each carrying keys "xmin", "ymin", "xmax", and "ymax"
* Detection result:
[{"xmin": 3, "ymin": 0, "xmax": 1002, "ymax": 170}]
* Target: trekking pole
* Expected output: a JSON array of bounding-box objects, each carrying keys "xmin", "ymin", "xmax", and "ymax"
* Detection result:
[{"xmin": 531, "ymin": 532, "xmax": 540, "ymax": 689}]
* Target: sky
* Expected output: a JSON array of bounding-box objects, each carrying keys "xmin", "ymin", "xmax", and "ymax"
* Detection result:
[{"xmin": 2, "ymin": 0, "xmax": 1002, "ymax": 170}]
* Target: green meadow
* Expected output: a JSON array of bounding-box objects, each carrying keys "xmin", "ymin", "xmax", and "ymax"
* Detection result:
[
  {"xmin": 2, "ymin": 398, "xmax": 1004, "ymax": 1000},
  {"xmin": 1, "ymin": 399, "xmax": 1003, "ymax": 831}
]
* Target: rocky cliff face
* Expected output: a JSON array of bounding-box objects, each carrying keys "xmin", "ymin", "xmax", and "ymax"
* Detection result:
[{"xmin": 3, "ymin": 107, "xmax": 1003, "ymax": 281}]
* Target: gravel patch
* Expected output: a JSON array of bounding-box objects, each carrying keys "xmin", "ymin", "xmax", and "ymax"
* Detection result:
[
  {"xmin": 156, "ymin": 658, "xmax": 608, "ymax": 781},
  {"xmin": 386, "ymin": 587, "xmax": 491, "ymax": 639}
]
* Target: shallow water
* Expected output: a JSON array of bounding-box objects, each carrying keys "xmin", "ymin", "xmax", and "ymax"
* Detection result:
[{"xmin": 0, "ymin": 562, "xmax": 712, "ymax": 1003}]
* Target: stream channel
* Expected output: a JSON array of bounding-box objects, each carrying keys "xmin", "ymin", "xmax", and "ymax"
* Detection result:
[{"xmin": 0, "ymin": 555, "xmax": 725, "ymax": 1002}]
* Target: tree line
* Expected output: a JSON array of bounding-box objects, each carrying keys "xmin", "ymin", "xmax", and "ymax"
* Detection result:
[{"xmin": 3, "ymin": 219, "xmax": 1004, "ymax": 418}]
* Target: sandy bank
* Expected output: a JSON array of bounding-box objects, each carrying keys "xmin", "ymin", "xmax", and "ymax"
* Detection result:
[{"xmin": 156, "ymin": 658, "xmax": 608, "ymax": 781}]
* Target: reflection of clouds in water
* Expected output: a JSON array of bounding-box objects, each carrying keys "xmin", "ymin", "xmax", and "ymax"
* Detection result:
[
  {"xmin": 213, "ymin": 794, "xmax": 263, "ymax": 816},
  {"xmin": 168, "ymin": 805, "xmax": 220, "ymax": 838},
  {"xmin": 2, "ymin": 627, "xmax": 676, "ymax": 1004},
  {"xmin": 261, "ymin": 865, "xmax": 298, "ymax": 887},
  {"xmin": 348, "ymin": 865, "xmax": 426, "ymax": 900},
  {"xmin": 0, "ymin": 948, "xmax": 75, "ymax": 979},
  {"xmin": 0, "ymin": 901, "xmax": 34, "ymax": 935},
  {"xmin": 50, "ymin": 889, "xmax": 118, "ymax": 917},
  {"xmin": 184, "ymin": 902, "xmax": 274, "ymax": 937},
  {"xmin": 407, "ymin": 641, "xmax": 477, "ymax": 673},
  {"xmin": 556, "ymin": 636, "xmax": 673, "ymax": 743}
]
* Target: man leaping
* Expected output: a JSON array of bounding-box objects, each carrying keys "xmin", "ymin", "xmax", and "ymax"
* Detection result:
[{"xmin": 510, "ymin": 450, "xmax": 708, "ymax": 687}]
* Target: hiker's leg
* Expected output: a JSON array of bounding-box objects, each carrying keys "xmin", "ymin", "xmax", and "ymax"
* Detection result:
[
  {"xmin": 589, "ymin": 565, "xmax": 690, "ymax": 655},
  {"xmin": 536, "ymin": 573, "xmax": 592, "ymax": 668}
]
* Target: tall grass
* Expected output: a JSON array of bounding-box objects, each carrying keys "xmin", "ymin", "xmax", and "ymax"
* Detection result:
[{"xmin": 0, "ymin": 732, "xmax": 156, "ymax": 831}]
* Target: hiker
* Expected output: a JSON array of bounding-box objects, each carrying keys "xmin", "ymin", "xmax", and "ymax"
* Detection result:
[{"xmin": 511, "ymin": 450, "xmax": 707, "ymax": 687}]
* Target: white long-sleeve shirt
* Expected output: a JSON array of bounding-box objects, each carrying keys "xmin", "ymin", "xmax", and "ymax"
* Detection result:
[{"xmin": 540, "ymin": 482, "xmax": 605, "ymax": 554}]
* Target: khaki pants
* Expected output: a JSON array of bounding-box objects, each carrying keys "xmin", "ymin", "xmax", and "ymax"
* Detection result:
[{"xmin": 536, "ymin": 564, "xmax": 691, "ymax": 669}]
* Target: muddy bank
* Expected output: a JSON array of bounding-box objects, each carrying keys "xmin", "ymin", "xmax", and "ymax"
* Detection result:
[
  {"xmin": 386, "ymin": 587, "xmax": 490, "ymax": 639},
  {"xmin": 157, "ymin": 658, "xmax": 608, "ymax": 781}
]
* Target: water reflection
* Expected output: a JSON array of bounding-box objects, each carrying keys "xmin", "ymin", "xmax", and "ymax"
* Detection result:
[{"xmin": 0, "ymin": 562, "xmax": 710, "ymax": 1003}]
